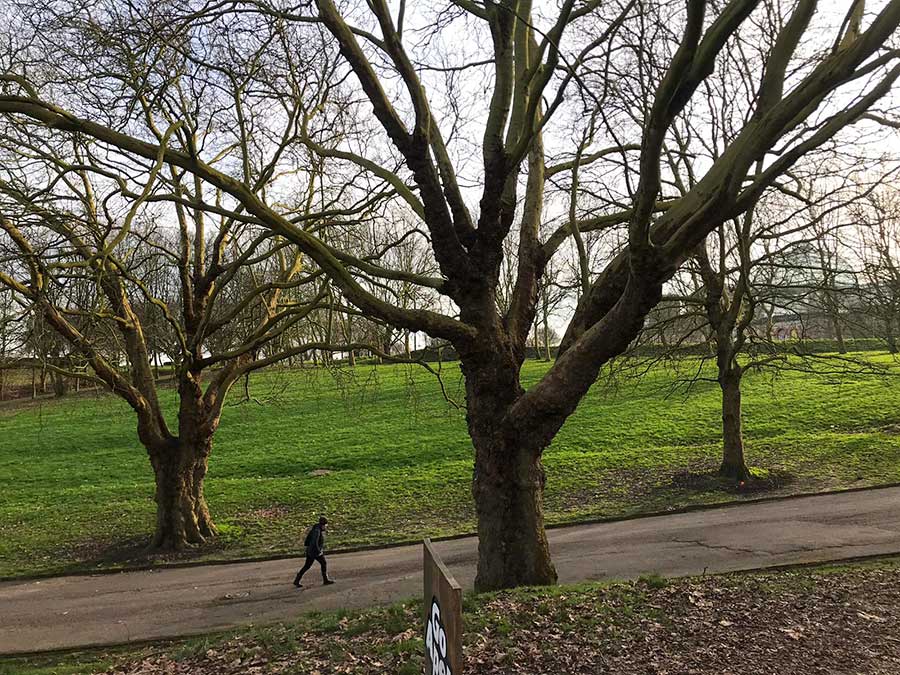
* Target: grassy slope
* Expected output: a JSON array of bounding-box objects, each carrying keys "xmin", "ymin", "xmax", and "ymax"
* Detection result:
[{"xmin": 2, "ymin": 355, "xmax": 900, "ymax": 578}]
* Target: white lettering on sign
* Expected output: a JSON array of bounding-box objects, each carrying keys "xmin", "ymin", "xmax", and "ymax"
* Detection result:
[{"xmin": 425, "ymin": 597, "xmax": 452, "ymax": 675}]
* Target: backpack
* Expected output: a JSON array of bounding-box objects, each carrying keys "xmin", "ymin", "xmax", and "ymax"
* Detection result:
[{"xmin": 304, "ymin": 525, "xmax": 319, "ymax": 550}]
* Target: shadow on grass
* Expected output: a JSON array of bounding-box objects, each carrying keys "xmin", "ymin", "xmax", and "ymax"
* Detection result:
[
  {"xmin": 53, "ymin": 534, "xmax": 228, "ymax": 576},
  {"xmin": 668, "ymin": 465, "xmax": 797, "ymax": 495}
]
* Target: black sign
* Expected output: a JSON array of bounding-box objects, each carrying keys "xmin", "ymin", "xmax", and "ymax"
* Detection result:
[
  {"xmin": 423, "ymin": 539, "xmax": 462, "ymax": 675},
  {"xmin": 426, "ymin": 597, "xmax": 453, "ymax": 675}
]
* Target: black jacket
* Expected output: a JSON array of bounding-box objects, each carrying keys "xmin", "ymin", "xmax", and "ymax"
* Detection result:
[{"xmin": 304, "ymin": 524, "xmax": 325, "ymax": 557}]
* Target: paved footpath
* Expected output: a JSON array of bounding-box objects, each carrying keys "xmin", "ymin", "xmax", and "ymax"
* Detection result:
[{"xmin": 2, "ymin": 486, "xmax": 900, "ymax": 655}]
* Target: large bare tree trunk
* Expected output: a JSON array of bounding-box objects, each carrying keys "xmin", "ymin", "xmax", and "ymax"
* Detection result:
[
  {"xmin": 472, "ymin": 440, "xmax": 556, "ymax": 590},
  {"xmin": 149, "ymin": 437, "xmax": 216, "ymax": 550},
  {"xmin": 719, "ymin": 366, "xmax": 750, "ymax": 482},
  {"xmin": 146, "ymin": 377, "xmax": 219, "ymax": 551},
  {"xmin": 464, "ymin": 357, "xmax": 557, "ymax": 591}
]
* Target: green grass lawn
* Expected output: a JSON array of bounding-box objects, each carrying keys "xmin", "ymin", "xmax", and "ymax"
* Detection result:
[{"xmin": 2, "ymin": 354, "xmax": 900, "ymax": 579}]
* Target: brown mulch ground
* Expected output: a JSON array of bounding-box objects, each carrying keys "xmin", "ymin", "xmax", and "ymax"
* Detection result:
[{"xmin": 92, "ymin": 561, "xmax": 900, "ymax": 675}]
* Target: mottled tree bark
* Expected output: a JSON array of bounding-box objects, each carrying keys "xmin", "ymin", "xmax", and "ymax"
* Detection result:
[
  {"xmin": 471, "ymin": 441, "xmax": 556, "ymax": 590},
  {"xmin": 149, "ymin": 439, "xmax": 216, "ymax": 549},
  {"xmin": 462, "ymin": 353, "xmax": 558, "ymax": 591},
  {"xmin": 146, "ymin": 380, "xmax": 220, "ymax": 550},
  {"xmin": 718, "ymin": 366, "xmax": 750, "ymax": 482}
]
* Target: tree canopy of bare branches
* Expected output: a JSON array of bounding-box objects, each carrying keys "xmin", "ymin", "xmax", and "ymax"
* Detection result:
[{"xmin": 1, "ymin": 0, "xmax": 899, "ymax": 589}]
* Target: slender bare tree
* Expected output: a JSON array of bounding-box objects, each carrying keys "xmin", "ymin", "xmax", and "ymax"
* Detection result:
[{"xmin": 857, "ymin": 188, "xmax": 900, "ymax": 352}]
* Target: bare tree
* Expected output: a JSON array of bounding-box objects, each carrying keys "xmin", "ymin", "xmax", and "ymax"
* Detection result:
[
  {"xmin": 628, "ymin": 170, "xmax": 893, "ymax": 482},
  {"xmin": 857, "ymin": 188, "xmax": 900, "ymax": 352},
  {"xmin": 0, "ymin": 130, "xmax": 340, "ymax": 551},
  {"xmin": 2, "ymin": 0, "xmax": 899, "ymax": 589},
  {"xmin": 0, "ymin": 278, "xmax": 24, "ymax": 400},
  {"xmin": 811, "ymin": 213, "xmax": 851, "ymax": 353}
]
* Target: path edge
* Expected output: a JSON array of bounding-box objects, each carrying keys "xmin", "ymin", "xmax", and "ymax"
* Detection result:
[
  {"xmin": 3, "ymin": 481, "xmax": 899, "ymax": 584},
  {"xmin": 4, "ymin": 549, "xmax": 900, "ymax": 660}
]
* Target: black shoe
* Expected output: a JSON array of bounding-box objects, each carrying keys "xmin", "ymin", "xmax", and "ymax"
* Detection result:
[
  {"xmin": 323, "ymin": 578, "xmax": 335, "ymax": 586},
  {"xmin": 293, "ymin": 581, "xmax": 303, "ymax": 588}
]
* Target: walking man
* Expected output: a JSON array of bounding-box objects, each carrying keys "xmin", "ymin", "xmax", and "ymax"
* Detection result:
[{"xmin": 293, "ymin": 516, "xmax": 335, "ymax": 588}]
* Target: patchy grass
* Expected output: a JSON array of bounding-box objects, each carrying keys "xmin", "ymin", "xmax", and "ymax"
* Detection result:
[
  {"xmin": 5, "ymin": 557, "xmax": 900, "ymax": 674},
  {"xmin": 2, "ymin": 355, "xmax": 900, "ymax": 578}
]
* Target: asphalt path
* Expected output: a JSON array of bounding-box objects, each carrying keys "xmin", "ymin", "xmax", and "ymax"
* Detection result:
[{"xmin": 2, "ymin": 486, "xmax": 899, "ymax": 655}]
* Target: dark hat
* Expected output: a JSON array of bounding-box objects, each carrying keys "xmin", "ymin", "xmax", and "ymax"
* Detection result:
[{"xmin": 319, "ymin": 516, "xmax": 328, "ymax": 525}]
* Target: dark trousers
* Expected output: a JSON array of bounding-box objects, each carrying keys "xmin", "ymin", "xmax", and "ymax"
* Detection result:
[{"xmin": 294, "ymin": 554, "xmax": 327, "ymax": 584}]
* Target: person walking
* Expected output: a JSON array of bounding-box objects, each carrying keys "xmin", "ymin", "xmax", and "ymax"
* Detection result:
[{"xmin": 293, "ymin": 516, "xmax": 335, "ymax": 588}]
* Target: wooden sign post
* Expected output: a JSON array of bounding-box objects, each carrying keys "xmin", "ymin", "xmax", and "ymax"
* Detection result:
[{"xmin": 423, "ymin": 538, "xmax": 463, "ymax": 675}]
